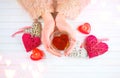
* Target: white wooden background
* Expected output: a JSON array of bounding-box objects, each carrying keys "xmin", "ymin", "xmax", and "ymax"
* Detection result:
[{"xmin": 0, "ymin": 0, "xmax": 120, "ymax": 78}]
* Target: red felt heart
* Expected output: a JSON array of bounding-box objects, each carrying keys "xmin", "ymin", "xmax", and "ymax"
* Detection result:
[
  {"xmin": 85, "ymin": 35, "xmax": 108, "ymax": 58},
  {"xmin": 30, "ymin": 48, "xmax": 44, "ymax": 61},
  {"xmin": 78, "ymin": 23, "xmax": 91, "ymax": 34},
  {"xmin": 52, "ymin": 34, "xmax": 69, "ymax": 50},
  {"xmin": 22, "ymin": 33, "xmax": 41, "ymax": 52}
]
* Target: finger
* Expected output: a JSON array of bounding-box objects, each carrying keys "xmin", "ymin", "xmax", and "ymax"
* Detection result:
[
  {"xmin": 43, "ymin": 43, "xmax": 62, "ymax": 57},
  {"xmin": 64, "ymin": 37, "xmax": 76, "ymax": 56},
  {"xmin": 48, "ymin": 45, "xmax": 62, "ymax": 57}
]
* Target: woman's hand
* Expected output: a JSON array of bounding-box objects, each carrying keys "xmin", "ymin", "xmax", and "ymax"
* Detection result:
[
  {"xmin": 41, "ymin": 12, "xmax": 62, "ymax": 57},
  {"xmin": 55, "ymin": 13, "xmax": 76, "ymax": 56}
]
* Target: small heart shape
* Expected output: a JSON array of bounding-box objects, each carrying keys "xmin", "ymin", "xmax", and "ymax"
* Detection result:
[
  {"xmin": 31, "ymin": 22, "xmax": 42, "ymax": 37},
  {"xmin": 30, "ymin": 48, "xmax": 45, "ymax": 61},
  {"xmin": 24, "ymin": 22, "xmax": 42, "ymax": 37},
  {"xmin": 22, "ymin": 33, "xmax": 41, "ymax": 52},
  {"xmin": 85, "ymin": 35, "xmax": 108, "ymax": 58},
  {"xmin": 77, "ymin": 23, "xmax": 91, "ymax": 34},
  {"xmin": 52, "ymin": 34, "xmax": 69, "ymax": 50}
]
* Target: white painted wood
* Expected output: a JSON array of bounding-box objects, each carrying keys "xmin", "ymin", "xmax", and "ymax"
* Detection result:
[{"xmin": 0, "ymin": 0, "xmax": 120, "ymax": 78}]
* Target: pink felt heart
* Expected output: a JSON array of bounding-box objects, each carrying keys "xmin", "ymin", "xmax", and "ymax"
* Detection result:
[
  {"xmin": 85, "ymin": 35, "xmax": 108, "ymax": 58},
  {"xmin": 22, "ymin": 33, "xmax": 41, "ymax": 52}
]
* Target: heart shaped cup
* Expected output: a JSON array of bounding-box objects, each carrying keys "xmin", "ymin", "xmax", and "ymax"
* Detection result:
[
  {"xmin": 51, "ymin": 31, "xmax": 70, "ymax": 50},
  {"xmin": 85, "ymin": 35, "xmax": 108, "ymax": 58},
  {"xmin": 22, "ymin": 33, "xmax": 41, "ymax": 52},
  {"xmin": 52, "ymin": 34, "xmax": 69, "ymax": 50}
]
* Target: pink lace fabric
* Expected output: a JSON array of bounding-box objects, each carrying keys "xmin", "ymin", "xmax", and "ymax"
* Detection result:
[{"xmin": 56, "ymin": 0, "xmax": 90, "ymax": 19}]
